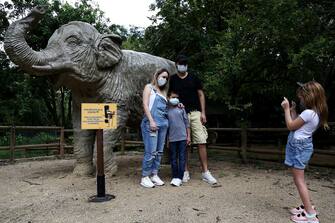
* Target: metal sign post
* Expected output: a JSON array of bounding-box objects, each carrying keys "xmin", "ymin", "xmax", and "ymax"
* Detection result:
[
  {"xmin": 81, "ymin": 103, "xmax": 117, "ymax": 202},
  {"xmin": 88, "ymin": 129, "xmax": 115, "ymax": 202}
]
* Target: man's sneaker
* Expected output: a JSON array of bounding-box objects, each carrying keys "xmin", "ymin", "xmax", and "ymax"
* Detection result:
[
  {"xmin": 290, "ymin": 205, "xmax": 315, "ymax": 215},
  {"xmin": 150, "ymin": 175, "xmax": 165, "ymax": 186},
  {"xmin": 182, "ymin": 171, "xmax": 190, "ymax": 183},
  {"xmin": 202, "ymin": 170, "xmax": 217, "ymax": 185},
  {"xmin": 170, "ymin": 178, "xmax": 182, "ymax": 187},
  {"xmin": 290, "ymin": 211, "xmax": 319, "ymax": 223},
  {"xmin": 140, "ymin": 176, "xmax": 155, "ymax": 188}
]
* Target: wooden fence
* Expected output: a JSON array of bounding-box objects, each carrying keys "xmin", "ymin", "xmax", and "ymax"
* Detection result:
[
  {"xmin": 0, "ymin": 124, "xmax": 334, "ymax": 167},
  {"xmin": 0, "ymin": 126, "xmax": 71, "ymax": 162}
]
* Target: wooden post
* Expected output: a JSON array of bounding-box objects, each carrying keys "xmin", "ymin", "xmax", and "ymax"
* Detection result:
[
  {"xmin": 96, "ymin": 130, "xmax": 104, "ymax": 178},
  {"xmin": 9, "ymin": 126, "xmax": 16, "ymax": 163},
  {"xmin": 277, "ymin": 139, "xmax": 282, "ymax": 162},
  {"xmin": 120, "ymin": 129, "xmax": 125, "ymax": 155},
  {"xmin": 59, "ymin": 127, "xmax": 65, "ymax": 157},
  {"xmin": 241, "ymin": 125, "xmax": 247, "ymax": 163},
  {"xmin": 88, "ymin": 129, "xmax": 115, "ymax": 202}
]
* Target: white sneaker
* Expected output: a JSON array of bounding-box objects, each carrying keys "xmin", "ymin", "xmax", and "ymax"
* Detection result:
[
  {"xmin": 150, "ymin": 175, "xmax": 165, "ymax": 186},
  {"xmin": 202, "ymin": 170, "xmax": 217, "ymax": 185},
  {"xmin": 182, "ymin": 171, "xmax": 190, "ymax": 183},
  {"xmin": 170, "ymin": 178, "xmax": 182, "ymax": 187},
  {"xmin": 140, "ymin": 176, "xmax": 155, "ymax": 188}
]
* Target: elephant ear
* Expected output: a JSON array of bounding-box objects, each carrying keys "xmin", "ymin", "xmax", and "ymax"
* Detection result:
[{"xmin": 96, "ymin": 34, "xmax": 123, "ymax": 69}]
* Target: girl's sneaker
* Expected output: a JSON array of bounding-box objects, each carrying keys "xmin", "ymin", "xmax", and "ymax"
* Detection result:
[
  {"xmin": 290, "ymin": 211, "xmax": 319, "ymax": 223},
  {"xmin": 290, "ymin": 205, "xmax": 315, "ymax": 215}
]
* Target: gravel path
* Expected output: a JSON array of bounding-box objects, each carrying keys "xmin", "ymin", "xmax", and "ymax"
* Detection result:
[{"xmin": 0, "ymin": 153, "xmax": 334, "ymax": 223}]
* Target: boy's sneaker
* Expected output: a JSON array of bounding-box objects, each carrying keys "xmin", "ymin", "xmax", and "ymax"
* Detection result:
[
  {"xmin": 290, "ymin": 205, "xmax": 315, "ymax": 215},
  {"xmin": 170, "ymin": 178, "xmax": 182, "ymax": 187},
  {"xmin": 290, "ymin": 211, "xmax": 319, "ymax": 223},
  {"xmin": 140, "ymin": 176, "xmax": 155, "ymax": 188},
  {"xmin": 202, "ymin": 170, "xmax": 217, "ymax": 185},
  {"xmin": 182, "ymin": 171, "xmax": 190, "ymax": 183},
  {"xmin": 150, "ymin": 175, "xmax": 165, "ymax": 186}
]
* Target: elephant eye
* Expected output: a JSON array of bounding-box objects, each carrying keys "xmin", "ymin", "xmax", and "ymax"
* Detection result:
[{"xmin": 66, "ymin": 36, "xmax": 82, "ymax": 46}]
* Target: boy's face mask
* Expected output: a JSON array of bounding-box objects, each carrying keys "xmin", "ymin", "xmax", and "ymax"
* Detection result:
[
  {"xmin": 177, "ymin": 65, "xmax": 187, "ymax": 73},
  {"xmin": 169, "ymin": 98, "xmax": 179, "ymax": 106}
]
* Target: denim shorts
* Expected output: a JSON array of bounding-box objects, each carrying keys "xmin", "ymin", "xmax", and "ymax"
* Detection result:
[{"xmin": 284, "ymin": 132, "xmax": 313, "ymax": 170}]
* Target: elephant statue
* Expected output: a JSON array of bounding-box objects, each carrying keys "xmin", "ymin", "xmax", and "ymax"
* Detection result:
[{"xmin": 4, "ymin": 6, "xmax": 176, "ymax": 176}]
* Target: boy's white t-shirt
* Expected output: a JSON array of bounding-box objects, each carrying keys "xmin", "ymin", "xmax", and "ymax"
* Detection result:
[{"xmin": 293, "ymin": 109, "xmax": 319, "ymax": 139}]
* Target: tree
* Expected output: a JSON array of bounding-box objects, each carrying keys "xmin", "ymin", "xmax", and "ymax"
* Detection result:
[
  {"xmin": 144, "ymin": 0, "xmax": 335, "ymax": 126},
  {"xmin": 0, "ymin": 0, "xmax": 122, "ymax": 127}
]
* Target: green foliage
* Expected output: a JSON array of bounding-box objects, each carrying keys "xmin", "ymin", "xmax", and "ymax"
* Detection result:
[
  {"xmin": 0, "ymin": 131, "xmax": 59, "ymax": 159},
  {"xmin": 1, "ymin": 0, "xmax": 334, "ymax": 128},
  {"xmin": 0, "ymin": 0, "xmax": 127, "ymax": 127},
  {"xmin": 144, "ymin": 0, "xmax": 335, "ymax": 126},
  {"xmin": 0, "ymin": 132, "xmax": 58, "ymax": 146}
]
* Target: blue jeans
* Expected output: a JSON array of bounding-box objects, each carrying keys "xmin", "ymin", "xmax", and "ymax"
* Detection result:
[
  {"xmin": 141, "ymin": 119, "xmax": 168, "ymax": 176},
  {"xmin": 169, "ymin": 140, "xmax": 187, "ymax": 180}
]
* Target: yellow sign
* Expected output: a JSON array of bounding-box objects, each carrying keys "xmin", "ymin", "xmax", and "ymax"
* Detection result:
[{"xmin": 81, "ymin": 103, "xmax": 117, "ymax": 129}]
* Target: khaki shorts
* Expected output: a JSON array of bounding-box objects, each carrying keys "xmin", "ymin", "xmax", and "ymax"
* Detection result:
[{"xmin": 188, "ymin": 111, "xmax": 208, "ymax": 144}]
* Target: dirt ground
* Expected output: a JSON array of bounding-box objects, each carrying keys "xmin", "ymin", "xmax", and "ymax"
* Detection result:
[{"xmin": 0, "ymin": 152, "xmax": 334, "ymax": 223}]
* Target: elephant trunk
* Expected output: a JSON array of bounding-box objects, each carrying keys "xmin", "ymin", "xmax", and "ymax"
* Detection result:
[{"xmin": 4, "ymin": 6, "xmax": 49, "ymax": 75}]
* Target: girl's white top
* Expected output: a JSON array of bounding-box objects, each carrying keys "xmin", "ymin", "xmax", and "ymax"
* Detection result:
[{"xmin": 293, "ymin": 109, "xmax": 319, "ymax": 139}]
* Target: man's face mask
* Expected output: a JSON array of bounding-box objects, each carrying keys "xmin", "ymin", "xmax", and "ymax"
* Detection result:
[
  {"xmin": 169, "ymin": 98, "xmax": 179, "ymax": 106},
  {"xmin": 177, "ymin": 65, "xmax": 187, "ymax": 73}
]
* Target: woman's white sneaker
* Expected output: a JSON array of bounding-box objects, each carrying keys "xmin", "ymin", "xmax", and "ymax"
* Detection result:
[
  {"xmin": 150, "ymin": 175, "xmax": 165, "ymax": 186},
  {"xmin": 140, "ymin": 176, "xmax": 155, "ymax": 188}
]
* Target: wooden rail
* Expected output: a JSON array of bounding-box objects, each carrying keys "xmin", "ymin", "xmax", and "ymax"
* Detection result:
[
  {"xmin": 0, "ymin": 126, "xmax": 65, "ymax": 162},
  {"xmin": 0, "ymin": 125, "xmax": 334, "ymax": 167}
]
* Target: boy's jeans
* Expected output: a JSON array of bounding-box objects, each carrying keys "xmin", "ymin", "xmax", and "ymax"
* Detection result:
[{"xmin": 169, "ymin": 140, "xmax": 187, "ymax": 180}]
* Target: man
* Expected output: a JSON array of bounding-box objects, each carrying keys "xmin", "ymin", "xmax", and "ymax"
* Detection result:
[{"xmin": 169, "ymin": 55, "xmax": 217, "ymax": 185}]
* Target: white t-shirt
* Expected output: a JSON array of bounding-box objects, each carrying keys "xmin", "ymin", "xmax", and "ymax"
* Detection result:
[
  {"xmin": 293, "ymin": 109, "xmax": 319, "ymax": 139},
  {"xmin": 148, "ymin": 86, "xmax": 156, "ymax": 111},
  {"xmin": 148, "ymin": 84, "xmax": 167, "ymax": 111}
]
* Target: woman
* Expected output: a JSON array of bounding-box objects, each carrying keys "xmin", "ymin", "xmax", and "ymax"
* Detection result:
[{"xmin": 140, "ymin": 68, "xmax": 170, "ymax": 188}]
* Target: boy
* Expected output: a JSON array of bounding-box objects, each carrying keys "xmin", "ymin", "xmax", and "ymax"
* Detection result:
[{"xmin": 168, "ymin": 92, "xmax": 191, "ymax": 186}]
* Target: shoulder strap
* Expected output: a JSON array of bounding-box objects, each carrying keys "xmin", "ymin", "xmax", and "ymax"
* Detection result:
[{"xmin": 149, "ymin": 84, "xmax": 157, "ymax": 93}]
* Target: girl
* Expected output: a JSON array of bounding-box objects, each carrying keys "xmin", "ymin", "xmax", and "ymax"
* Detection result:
[
  {"xmin": 281, "ymin": 81, "xmax": 328, "ymax": 223},
  {"xmin": 140, "ymin": 68, "xmax": 170, "ymax": 188}
]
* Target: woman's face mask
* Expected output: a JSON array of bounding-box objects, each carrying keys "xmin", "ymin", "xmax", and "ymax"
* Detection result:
[
  {"xmin": 169, "ymin": 98, "xmax": 179, "ymax": 106},
  {"xmin": 177, "ymin": 65, "xmax": 187, "ymax": 73},
  {"xmin": 157, "ymin": 77, "xmax": 167, "ymax": 87}
]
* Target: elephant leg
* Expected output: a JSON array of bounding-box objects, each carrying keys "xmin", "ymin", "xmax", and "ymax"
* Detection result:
[{"xmin": 72, "ymin": 129, "xmax": 96, "ymax": 176}]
